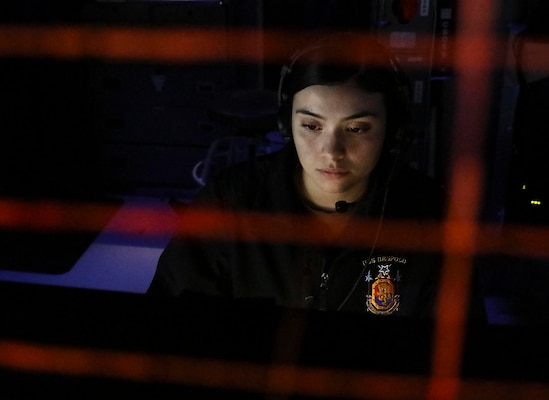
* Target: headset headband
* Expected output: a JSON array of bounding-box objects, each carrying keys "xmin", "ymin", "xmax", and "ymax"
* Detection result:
[{"xmin": 276, "ymin": 34, "xmax": 411, "ymax": 142}]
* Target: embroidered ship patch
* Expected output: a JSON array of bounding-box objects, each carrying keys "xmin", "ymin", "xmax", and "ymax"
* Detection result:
[{"xmin": 365, "ymin": 262, "xmax": 401, "ymax": 315}]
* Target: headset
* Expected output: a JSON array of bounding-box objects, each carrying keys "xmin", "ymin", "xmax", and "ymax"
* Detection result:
[{"xmin": 276, "ymin": 33, "xmax": 413, "ymax": 153}]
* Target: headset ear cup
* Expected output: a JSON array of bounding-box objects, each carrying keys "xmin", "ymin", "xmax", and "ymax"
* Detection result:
[
  {"xmin": 277, "ymin": 63, "xmax": 293, "ymax": 142},
  {"xmin": 277, "ymin": 115, "xmax": 291, "ymax": 142}
]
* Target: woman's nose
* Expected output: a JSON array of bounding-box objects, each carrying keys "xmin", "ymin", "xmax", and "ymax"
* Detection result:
[{"xmin": 322, "ymin": 129, "xmax": 346, "ymax": 158}]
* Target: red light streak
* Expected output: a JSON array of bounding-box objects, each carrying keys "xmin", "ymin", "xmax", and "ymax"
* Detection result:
[{"xmin": 0, "ymin": 12, "xmax": 548, "ymax": 399}]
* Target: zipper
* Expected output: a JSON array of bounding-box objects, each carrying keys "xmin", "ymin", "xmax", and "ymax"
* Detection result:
[
  {"xmin": 319, "ymin": 272, "xmax": 329, "ymax": 311},
  {"xmin": 318, "ymin": 250, "xmax": 345, "ymax": 311}
]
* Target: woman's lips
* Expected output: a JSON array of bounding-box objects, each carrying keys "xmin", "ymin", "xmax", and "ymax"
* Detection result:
[{"xmin": 317, "ymin": 168, "xmax": 349, "ymax": 179}]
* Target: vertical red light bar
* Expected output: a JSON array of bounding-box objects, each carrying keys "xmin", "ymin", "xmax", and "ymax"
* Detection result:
[{"xmin": 429, "ymin": 1, "xmax": 498, "ymax": 399}]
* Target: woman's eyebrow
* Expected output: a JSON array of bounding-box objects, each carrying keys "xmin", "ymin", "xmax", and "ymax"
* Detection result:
[
  {"xmin": 343, "ymin": 111, "xmax": 379, "ymax": 120},
  {"xmin": 295, "ymin": 108, "xmax": 324, "ymax": 119}
]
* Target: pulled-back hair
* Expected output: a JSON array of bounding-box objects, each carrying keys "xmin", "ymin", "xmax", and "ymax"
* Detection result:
[{"xmin": 278, "ymin": 33, "xmax": 411, "ymax": 152}]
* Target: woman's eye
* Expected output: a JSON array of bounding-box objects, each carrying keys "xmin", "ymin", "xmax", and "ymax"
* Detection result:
[
  {"xmin": 301, "ymin": 123, "xmax": 319, "ymax": 131},
  {"xmin": 348, "ymin": 125, "xmax": 371, "ymax": 134}
]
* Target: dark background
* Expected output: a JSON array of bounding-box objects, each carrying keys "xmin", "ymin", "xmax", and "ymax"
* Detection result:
[
  {"xmin": 1, "ymin": 0, "xmax": 547, "ymax": 224},
  {"xmin": 0, "ymin": 0, "xmax": 547, "ymax": 225},
  {"xmin": 1, "ymin": 1, "xmax": 549, "ymax": 395}
]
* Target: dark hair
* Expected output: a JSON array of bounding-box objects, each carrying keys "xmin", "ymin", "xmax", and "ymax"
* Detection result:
[{"xmin": 278, "ymin": 33, "xmax": 411, "ymax": 151}]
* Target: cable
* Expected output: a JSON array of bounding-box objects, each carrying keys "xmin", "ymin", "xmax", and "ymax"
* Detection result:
[
  {"xmin": 336, "ymin": 183, "xmax": 390, "ymax": 311},
  {"xmin": 336, "ymin": 140, "xmax": 405, "ymax": 311}
]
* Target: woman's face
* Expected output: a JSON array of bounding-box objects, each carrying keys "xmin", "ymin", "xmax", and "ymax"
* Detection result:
[{"xmin": 291, "ymin": 83, "xmax": 387, "ymax": 208}]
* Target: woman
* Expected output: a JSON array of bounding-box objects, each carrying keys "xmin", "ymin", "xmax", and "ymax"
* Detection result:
[{"xmin": 147, "ymin": 33, "xmax": 447, "ymax": 317}]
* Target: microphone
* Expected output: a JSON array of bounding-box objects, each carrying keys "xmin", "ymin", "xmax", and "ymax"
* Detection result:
[{"xmin": 335, "ymin": 200, "xmax": 355, "ymax": 213}]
